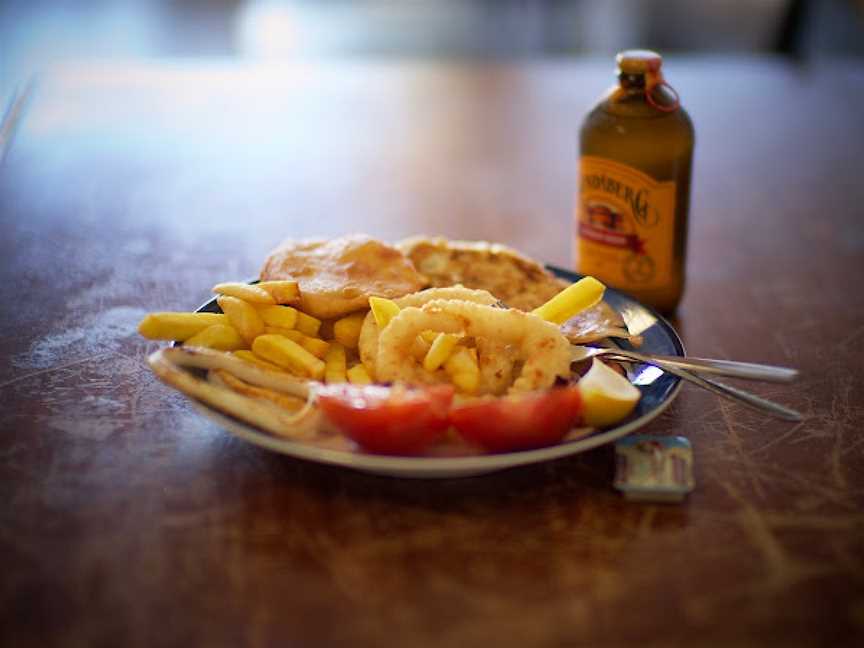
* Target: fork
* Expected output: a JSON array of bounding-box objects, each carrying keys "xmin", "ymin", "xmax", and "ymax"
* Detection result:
[
  {"xmin": 572, "ymin": 346, "xmax": 803, "ymax": 421},
  {"xmin": 571, "ymin": 346, "xmax": 799, "ymax": 383}
]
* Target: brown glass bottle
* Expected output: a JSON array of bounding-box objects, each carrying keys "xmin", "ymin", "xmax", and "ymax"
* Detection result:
[{"xmin": 575, "ymin": 50, "xmax": 694, "ymax": 313}]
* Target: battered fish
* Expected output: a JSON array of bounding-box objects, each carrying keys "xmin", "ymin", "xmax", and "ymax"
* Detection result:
[
  {"xmin": 260, "ymin": 235, "xmax": 425, "ymax": 320},
  {"xmin": 397, "ymin": 236, "xmax": 567, "ymax": 312},
  {"xmin": 398, "ymin": 236, "xmax": 638, "ymax": 344}
]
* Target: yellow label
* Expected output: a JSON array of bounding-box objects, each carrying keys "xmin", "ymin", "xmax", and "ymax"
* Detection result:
[{"xmin": 575, "ymin": 156, "xmax": 676, "ymax": 290}]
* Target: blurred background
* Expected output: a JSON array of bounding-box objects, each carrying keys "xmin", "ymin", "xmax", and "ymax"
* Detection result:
[
  {"xmin": 2, "ymin": 0, "xmax": 863, "ymax": 98},
  {"xmin": 0, "ymin": 0, "xmax": 864, "ymax": 177}
]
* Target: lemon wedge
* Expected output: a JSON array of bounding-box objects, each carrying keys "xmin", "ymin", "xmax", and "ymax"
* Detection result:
[{"xmin": 578, "ymin": 358, "xmax": 641, "ymax": 428}]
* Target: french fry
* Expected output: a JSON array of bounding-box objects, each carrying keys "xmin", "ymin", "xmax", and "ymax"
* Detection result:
[
  {"xmin": 257, "ymin": 280, "xmax": 301, "ymax": 305},
  {"xmin": 295, "ymin": 311, "xmax": 322, "ymax": 337},
  {"xmin": 184, "ymin": 324, "xmax": 246, "ymax": 351},
  {"xmin": 252, "ymin": 334, "xmax": 325, "ymax": 380},
  {"xmin": 532, "ymin": 276, "xmax": 606, "ymax": 325},
  {"xmin": 419, "ymin": 330, "xmax": 439, "ymax": 344},
  {"xmin": 263, "ymin": 327, "xmax": 330, "ymax": 359},
  {"xmin": 369, "ymin": 296, "xmax": 400, "ymax": 329},
  {"xmin": 444, "ymin": 345, "xmax": 479, "ymax": 375},
  {"xmin": 217, "ymin": 295, "xmax": 265, "ymax": 343},
  {"xmin": 409, "ymin": 330, "xmax": 440, "ymax": 363},
  {"xmin": 212, "ymin": 282, "xmax": 275, "ymax": 305},
  {"xmin": 423, "ymin": 333, "xmax": 460, "ymax": 372},
  {"xmin": 233, "ymin": 350, "xmax": 288, "ymax": 373},
  {"xmin": 296, "ymin": 336, "xmax": 330, "ymax": 360},
  {"xmin": 450, "ymin": 371, "xmax": 479, "ymax": 395},
  {"xmin": 347, "ymin": 364, "xmax": 373, "ymax": 385},
  {"xmin": 444, "ymin": 347, "xmax": 480, "ymax": 394},
  {"xmin": 333, "ymin": 312, "xmax": 366, "ymax": 349},
  {"xmin": 410, "ymin": 335, "xmax": 432, "ymax": 362},
  {"xmin": 255, "ymin": 304, "xmax": 299, "ymax": 330},
  {"xmin": 324, "ymin": 342, "xmax": 347, "ymax": 383},
  {"xmin": 138, "ymin": 312, "xmax": 228, "ymax": 341},
  {"xmin": 263, "ymin": 326, "xmax": 296, "ymax": 338}
]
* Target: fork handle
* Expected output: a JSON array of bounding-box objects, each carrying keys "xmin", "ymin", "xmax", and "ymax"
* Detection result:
[
  {"xmin": 624, "ymin": 352, "xmax": 799, "ymax": 383},
  {"xmin": 672, "ymin": 367, "xmax": 804, "ymax": 421},
  {"xmin": 607, "ymin": 353, "xmax": 803, "ymax": 421}
]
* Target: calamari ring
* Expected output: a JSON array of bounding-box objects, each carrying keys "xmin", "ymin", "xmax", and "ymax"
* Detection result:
[
  {"xmin": 376, "ymin": 300, "xmax": 571, "ymax": 394},
  {"xmin": 475, "ymin": 339, "xmax": 516, "ymax": 395},
  {"xmin": 359, "ymin": 285, "xmax": 514, "ymax": 392},
  {"xmin": 358, "ymin": 286, "xmax": 499, "ymax": 378}
]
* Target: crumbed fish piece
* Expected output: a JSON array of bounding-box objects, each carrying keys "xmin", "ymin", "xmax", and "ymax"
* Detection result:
[
  {"xmin": 261, "ymin": 234, "xmax": 425, "ymax": 320},
  {"xmin": 397, "ymin": 236, "xmax": 568, "ymax": 312}
]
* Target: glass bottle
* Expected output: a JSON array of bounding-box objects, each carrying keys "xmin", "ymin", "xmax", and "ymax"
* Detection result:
[{"xmin": 575, "ymin": 50, "xmax": 694, "ymax": 313}]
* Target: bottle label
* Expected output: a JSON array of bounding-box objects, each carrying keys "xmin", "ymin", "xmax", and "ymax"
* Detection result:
[{"xmin": 576, "ymin": 156, "xmax": 676, "ymax": 290}]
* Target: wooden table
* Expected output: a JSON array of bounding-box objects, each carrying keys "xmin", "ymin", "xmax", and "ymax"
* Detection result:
[{"xmin": 2, "ymin": 57, "xmax": 863, "ymax": 647}]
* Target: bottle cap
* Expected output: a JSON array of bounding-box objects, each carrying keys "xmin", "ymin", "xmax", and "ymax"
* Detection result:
[
  {"xmin": 616, "ymin": 50, "xmax": 679, "ymax": 112},
  {"xmin": 616, "ymin": 50, "xmax": 663, "ymax": 75}
]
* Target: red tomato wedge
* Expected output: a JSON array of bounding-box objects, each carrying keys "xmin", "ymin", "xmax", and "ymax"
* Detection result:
[
  {"xmin": 449, "ymin": 387, "xmax": 584, "ymax": 453},
  {"xmin": 316, "ymin": 384, "xmax": 454, "ymax": 455}
]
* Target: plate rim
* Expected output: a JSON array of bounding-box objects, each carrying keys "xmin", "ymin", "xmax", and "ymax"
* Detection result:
[{"xmin": 181, "ymin": 266, "xmax": 684, "ymax": 477}]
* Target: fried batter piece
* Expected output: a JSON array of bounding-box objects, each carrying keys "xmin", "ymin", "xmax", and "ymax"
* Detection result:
[
  {"xmin": 358, "ymin": 286, "xmax": 516, "ymax": 394},
  {"xmin": 400, "ymin": 236, "xmax": 638, "ymax": 344},
  {"xmin": 261, "ymin": 234, "xmax": 425, "ymax": 320},
  {"xmin": 209, "ymin": 369, "xmax": 309, "ymax": 412},
  {"xmin": 397, "ymin": 236, "xmax": 567, "ymax": 312},
  {"xmin": 376, "ymin": 299, "xmax": 571, "ymax": 394},
  {"xmin": 561, "ymin": 301, "xmax": 643, "ymax": 346}
]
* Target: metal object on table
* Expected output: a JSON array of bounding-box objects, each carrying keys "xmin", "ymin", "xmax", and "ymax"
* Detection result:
[
  {"xmin": 571, "ymin": 345, "xmax": 799, "ymax": 382},
  {"xmin": 572, "ymin": 345, "xmax": 803, "ymax": 422}
]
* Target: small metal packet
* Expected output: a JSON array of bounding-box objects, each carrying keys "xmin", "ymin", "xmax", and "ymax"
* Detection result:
[{"xmin": 614, "ymin": 435, "xmax": 694, "ymax": 502}]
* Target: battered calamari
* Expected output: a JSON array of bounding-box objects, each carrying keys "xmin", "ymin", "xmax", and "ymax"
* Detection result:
[
  {"xmin": 376, "ymin": 300, "xmax": 571, "ymax": 394},
  {"xmin": 358, "ymin": 286, "xmax": 515, "ymax": 394}
]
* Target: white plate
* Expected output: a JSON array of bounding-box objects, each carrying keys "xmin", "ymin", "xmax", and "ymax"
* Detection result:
[{"xmin": 187, "ymin": 266, "xmax": 684, "ymax": 478}]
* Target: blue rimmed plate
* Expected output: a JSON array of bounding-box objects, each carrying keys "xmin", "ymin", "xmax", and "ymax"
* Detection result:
[{"xmin": 185, "ymin": 267, "xmax": 684, "ymax": 478}]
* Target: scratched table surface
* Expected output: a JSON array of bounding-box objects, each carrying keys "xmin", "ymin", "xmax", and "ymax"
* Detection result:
[{"xmin": 1, "ymin": 56, "xmax": 863, "ymax": 647}]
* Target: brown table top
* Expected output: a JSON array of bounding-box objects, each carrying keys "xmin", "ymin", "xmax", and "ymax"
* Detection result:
[{"xmin": 2, "ymin": 56, "xmax": 863, "ymax": 647}]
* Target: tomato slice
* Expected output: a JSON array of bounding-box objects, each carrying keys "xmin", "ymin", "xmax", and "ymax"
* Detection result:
[
  {"xmin": 316, "ymin": 384, "xmax": 455, "ymax": 455},
  {"xmin": 449, "ymin": 387, "xmax": 583, "ymax": 453}
]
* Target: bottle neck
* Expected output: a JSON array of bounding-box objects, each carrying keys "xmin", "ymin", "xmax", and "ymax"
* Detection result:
[
  {"xmin": 609, "ymin": 73, "xmax": 649, "ymax": 107},
  {"xmin": 611, "ymin": 69, "xmax": 680, "ymax": 113},
  {"xmin": 618, "ymin": 72, "xmax": 646, "ymax": 90}
]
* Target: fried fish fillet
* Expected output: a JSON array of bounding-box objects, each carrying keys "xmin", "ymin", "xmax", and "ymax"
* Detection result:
[
  {"xmin": 260, "ymin": 234, "xmax": 425, "ymax": 320},
  {"xmin": 398, "ymin": 236, "xmax": 638, "ymax": 343},
  {"xmin": 397, "ymin": 236, "xmax": 568, "ymax": 312}
]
